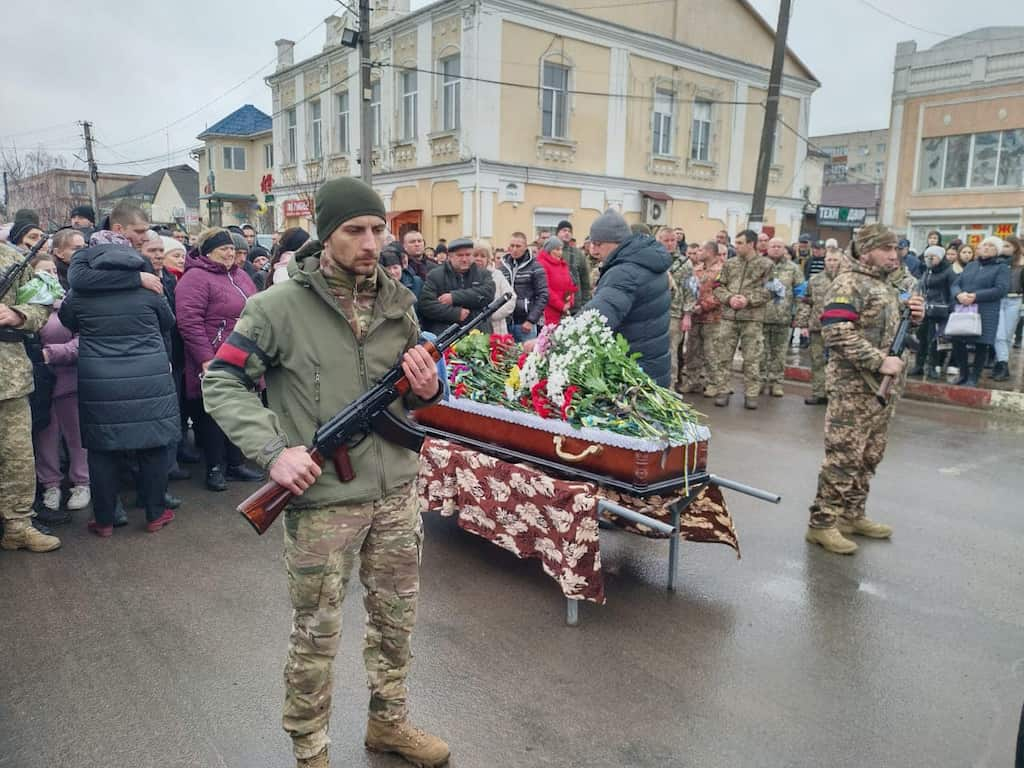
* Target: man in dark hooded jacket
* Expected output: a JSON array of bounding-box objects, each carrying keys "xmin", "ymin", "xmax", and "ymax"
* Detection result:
[{"xmin": 585, "ymin": 209, "xmax": 672, "ymax": 386}]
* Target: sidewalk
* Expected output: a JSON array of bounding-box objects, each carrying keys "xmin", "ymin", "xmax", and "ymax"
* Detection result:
[{"xmin": 781, "ymin": 343, "xmax": 1024, "ymax": 416}]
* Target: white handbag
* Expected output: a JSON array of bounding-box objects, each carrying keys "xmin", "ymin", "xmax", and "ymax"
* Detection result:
[{"xmin": 943, "ymin": 304, "xmax": 982, "ymax": 337}]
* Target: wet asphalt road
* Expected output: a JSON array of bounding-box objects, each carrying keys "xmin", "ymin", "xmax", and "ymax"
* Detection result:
[{"xmin": 2, "ymin": 386, "xmax": 1023, "ymax": 768}]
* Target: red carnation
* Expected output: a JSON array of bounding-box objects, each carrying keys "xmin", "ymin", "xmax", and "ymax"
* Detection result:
[
  {"xmin": 530, "ymin": 379, "xmax": 552, "ymax": 418},
  {"xmin": 560, "ymin": 385, "xmax": 579, "ymax": 420}
]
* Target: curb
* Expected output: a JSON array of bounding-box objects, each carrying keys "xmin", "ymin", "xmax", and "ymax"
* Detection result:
[{"xmin": 783, "ymin": 365, "xmax": 1024, "ymax": 415}]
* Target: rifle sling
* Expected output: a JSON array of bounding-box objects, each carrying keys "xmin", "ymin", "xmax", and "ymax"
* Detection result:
[{"xmin": 370, "ymin": 408, "xmax": 426, "ymax": 453}]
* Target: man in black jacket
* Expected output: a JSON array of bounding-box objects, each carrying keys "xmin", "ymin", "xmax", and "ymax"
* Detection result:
[
  {"xmin": 500, "ymin": 232, "xmax": 549, "ymax": 341},
  {"xmin": 417, "ymin": 238, "xmax": 494, "ymax": 335}
]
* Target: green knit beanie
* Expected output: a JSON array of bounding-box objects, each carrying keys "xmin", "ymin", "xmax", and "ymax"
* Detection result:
[{"xmin": 315, "ymin": 177, "xmax": 387, "ymax": 241}]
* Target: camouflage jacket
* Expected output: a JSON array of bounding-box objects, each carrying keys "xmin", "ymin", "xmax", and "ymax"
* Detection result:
[
  {"xmin": 795, "ymin": 269, "xmax": 833, "ymax": 332},
  {"xmin": 668, "ymin": 253, "xmax": 697, "ymax": 317},
  {"xmin": 763, "ymin": 259, "xmax": 805, "ymax": 325},
  {"xmin": 889, "ymin": 264, "xmax": 918, "ymax": 295},
  {"xmin": 712, "ymin": 253, "xmax": 773, "ymax": 322},
  {"xmin": 820, "ymin": 259, "xmax": 902, "ymax": 395},
  {"xmin": 0, "ymin": 242, "xmax": 52, "ymax": 400},
  {"xmin": 693, "ymin": 259, "xmax": 724, "ymax": 324},
  {"xmin": 562, "ymin": 243, "xmax": 592, "ymax": 311}
]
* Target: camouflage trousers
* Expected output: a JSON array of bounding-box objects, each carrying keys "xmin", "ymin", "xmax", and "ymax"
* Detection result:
[
  {"xmin": 282, "ymin": 481, "xmax": 422, "ymax": 760},
  {"xmin": 808, "ymin": 332, "xmax": 826, "ymax": 398},
  {"xmin": 679, "ymin": 322, "xmax": 719, "ymax": 393},
  {"xmin": 715, "ymin": 320, "xmax": 764, "ymax": 398},
  {"xmin": 0, "ymin": 396, "xmax": 36, "ymax": 523},
  {"xmin": 809, "ymin": 392, "xmax": 894, "ymax": 528},
  {"xmin": 760, "ymin": 323, "xmax": 791, "ymax": 387},
  {"xmin": 669, "ymin": 317, "xmax": 684, "ymax": 389}
]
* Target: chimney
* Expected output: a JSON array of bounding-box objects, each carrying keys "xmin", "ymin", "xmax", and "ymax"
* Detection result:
[
  {"xmin": 324, "ymin": 15, "xmax": 345, "ymax": 50},
  {"xmin": 275, "ymin": 39, "xmax": 295, "ymax": 71}
]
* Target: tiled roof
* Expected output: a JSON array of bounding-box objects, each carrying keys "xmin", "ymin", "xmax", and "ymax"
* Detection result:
[
  {"xmin": 197, "ymin": 104, "xmax": 272, "ymax": 139},
  {"xmin": 101, "ymin": 165, "xmax": 199, "ymax": 209}
]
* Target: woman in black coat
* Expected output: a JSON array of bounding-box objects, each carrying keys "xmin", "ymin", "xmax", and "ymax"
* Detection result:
[
  {"xmin": 59, "ymin": 243, "xmax": 180, "ymax": 535},
  {"xmin": 913, "ymin": 245, "xmax": 955, "ymax": 380},
  {"xmin": 949, "ymin": 236, "xmax": 1010, "ymax": 387}
]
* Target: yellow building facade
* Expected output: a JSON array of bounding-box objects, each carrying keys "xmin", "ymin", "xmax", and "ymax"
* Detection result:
[{"xmin": 266, "ymin": 0, "xmax": 819, "ymax": 244}]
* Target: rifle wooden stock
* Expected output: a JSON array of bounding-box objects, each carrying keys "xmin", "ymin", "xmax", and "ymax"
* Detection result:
[{"xmin": 237, "ymin": 448, "xmax": 327, "ymax": 535}]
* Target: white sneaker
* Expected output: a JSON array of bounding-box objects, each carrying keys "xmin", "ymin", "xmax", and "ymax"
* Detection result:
[
  {"xmin": 42, "ymin": 487, "xmax": 61, "ymax": 511},
  {"xmin": 67, "ymin": 486, "xmax": 92, "ymax": 511}
]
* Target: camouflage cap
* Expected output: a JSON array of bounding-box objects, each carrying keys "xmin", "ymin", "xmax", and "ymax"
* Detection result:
[{"xmin": 854, "ymin": 223, "xmax": 898, "ymax": 255}]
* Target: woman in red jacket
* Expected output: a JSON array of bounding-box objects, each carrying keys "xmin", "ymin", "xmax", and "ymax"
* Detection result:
[{"xmin": 537, "ymin": 236, "xmax": 577, "ymax": 327}]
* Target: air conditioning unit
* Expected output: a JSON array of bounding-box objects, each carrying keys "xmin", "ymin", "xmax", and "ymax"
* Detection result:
[{"xmin": 642, "ymin": 195, "xmax": 668, "ymax": 227}]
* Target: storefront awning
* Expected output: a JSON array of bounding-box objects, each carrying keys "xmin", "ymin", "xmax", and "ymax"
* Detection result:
[{"xmin": 386, "ymin": 208, "xmax": 424, "ymax": 220}]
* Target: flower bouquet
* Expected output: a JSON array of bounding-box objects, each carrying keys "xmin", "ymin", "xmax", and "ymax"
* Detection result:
[{"xmin": 444, "ymin": 310, "xmax": 703, "ymax": 444}]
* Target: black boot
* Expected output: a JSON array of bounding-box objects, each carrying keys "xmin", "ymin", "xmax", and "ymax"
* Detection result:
[
  {"xmin": 226, "ymin": 464, "xmax": 264, "ymax": 481},
  {"xmin": 991, "ymin": 361, "xmax": 1010, "ymax": 382},
  {"xmin": 966, "ymin": 347, "xmax": 987, "ymax": 387},
  {"xmin": 177, "ymin": 444, "xmax": 201, "ymax": 464},
  {"xmin": 206, "ymin": 466, "xmax": 228, "ymax": 492}
]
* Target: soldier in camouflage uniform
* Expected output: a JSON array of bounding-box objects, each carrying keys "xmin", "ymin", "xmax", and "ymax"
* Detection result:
[
  {"xmin": 679, "ymin": 241, "xmax": 724, "ymax": 396},
  {"xmin": 806, "ymin": 224, "xmax": 924, "ymax": 555},
  {"xmin": 795, "ymin": 248, "xmax": 843, "ymax": 405},
  {"xmin": 760, "ymin": 237, "xmax": 806, "ymax": 397},
  {"xmin": 712, "ymin": 229, "xmax": 773, "ymax": 409},
  {"xmin": 0, "ymin": 240, "xmax": 61, "ymax": 553},
  {"xmin": 661, "ymin": 229, "xmax": 697, "ymax": 392},
  {"xmin": 203, "ymin": 178, "xmax": 450, "ymax": 768},
  {"xmin": 556, "ymin": 220, "xmax": 591, "ymax": 313}
]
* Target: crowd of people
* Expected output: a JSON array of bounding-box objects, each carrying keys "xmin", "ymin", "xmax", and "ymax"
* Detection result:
[{"xmin": 1, "ymin": 196, "xmax": 1022, "ymax": 554}]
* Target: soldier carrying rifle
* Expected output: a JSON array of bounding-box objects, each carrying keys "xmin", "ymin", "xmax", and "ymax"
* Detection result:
[{"xmin": 202, "ymin": 178, "xmax": 450, "ymax": 768}]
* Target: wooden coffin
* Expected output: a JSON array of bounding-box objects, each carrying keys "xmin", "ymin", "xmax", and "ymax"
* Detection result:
[{"xmin": 413, "ymin": 399, "xmax": 708, "ymax": 486}]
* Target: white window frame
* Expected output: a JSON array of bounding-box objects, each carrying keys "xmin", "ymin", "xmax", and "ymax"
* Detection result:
[
  {"xmin": 652, "ymin": 88, "xmax": 674, "ymax": 157},
  {"xmin": 400, "ymin": 69, "xmax": 418, "ymax": 142},
  {"xmin": 264, "ymin": 142, "xmax": 273, "ymax": 169},
  {"xmin": 285, "ymin": 108, "xmax": 297, "ymax": 164},
  {"xmin": 541, "ymin": 61, "xmax": 570, "ymax": 140},
  {"xmin": 690, "ymin": 100, "xmax": 712, "ymax": 162},
  {"xmin": 308, "ymin": 99, "xmax": 323, "ymax": 160},
  {"xmin": 441, "ymin": 55, "xmax": 460, "ymax": 132},
  {"xmin": 69, "ymin": 179, "xmax": 87, "ymax": 196},
  {"xmin": 222, "ymin": 146, "xmax": 246, "ymax": 171},
  {"xmin": 335, "ymin": 91, "xmax": 350, "ymax": 154},
  {"xmin": 370, "ymin": 80, "xmax": 382, "ymax": 148}
]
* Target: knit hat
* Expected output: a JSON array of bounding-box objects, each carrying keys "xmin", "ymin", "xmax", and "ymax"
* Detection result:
[
  {"xmin": 542, "ymin": 236, "xmax": 563, "ymax": 253},
  {"xmin": 315, "ymin": 178, "xmax": 386, "ymax": 241},
  {"xmin": 161, "ymin": 235, "xmax": 185, "ymax": 255},
  {"xmin": 556, "ymin": 219, "xmax": 572, "ymax": 233},
  {"xmin": 70, "ymin": 204, "xmax": 96, "ymax": 224},
  {"xmin": 14, "ymin": 208, "xmax": 40, "ymax": 227},
  {"xmin": 589, "ymin": 209, "xmax": 630, "ymax": 244},
  {"xmin": 8, "ymin": 219, "xmax": 41, "ymax": 246},
  {"xmin": 855, "ymin": 224, "xmax": 898, "ymax": 255},
  {"xmin": 923, "ymin": 245, "xmax": 946, "ymax": 261},
  {"xmin": 380, "ymin": 250, "xmax": 403, "ymax": 268},
  {"xmin": 231, "ymin": 232, "xmax": 249, "ymax": 252},
  {"xmin": 278, "ymin": 228, "xmax": 310, "ymax": 254}
]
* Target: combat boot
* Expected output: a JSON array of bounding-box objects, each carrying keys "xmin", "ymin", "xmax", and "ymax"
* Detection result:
[
  {"xmin": 297, "ymin": 748, "xmax": 328, "ymax": 768},
  {"xmin": 838, "ymin": 517, "xmax": 892, "ymax": 539},
  {"xmin": 714, "ymin": 393, "xmax": 730, "ymax": 407},
  {"xmin": 743, "ymin": 396, "xmax": 759, "ymax": 410},
  {"xmin": 1, "ymin": 520, "xmax": 61, "ymax": 553},
  {"xmin": 805, "ymin": 526, "xmax": 857, "ymax": 555},
  {"xmin": 770, "ymin": 384, "xmax": 784, "ymax": 397},
  {"xmin": 365, "ymin": 718, "xmax": 450, "ymax": 767}
]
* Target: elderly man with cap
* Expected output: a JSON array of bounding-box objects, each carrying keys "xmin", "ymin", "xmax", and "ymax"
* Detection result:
[
  {"xmin": 584, "ymin": 209, "xmax": 672, "ymax": 386},
  {"xmin": 202, "ymin": 177, "xmax": 449, "ymax": 768},
  {"xmin": 417, "ymin": 236, "xmax": 494, "ymax": 336},
  {"xmin": 805, "ymin": 223, "xmax": 924, "ymax": 555}
]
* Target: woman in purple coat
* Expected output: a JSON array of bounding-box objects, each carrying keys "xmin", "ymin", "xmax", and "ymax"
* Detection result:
[{"xmin": 174, "ymin": 228, "xmax": 262, "ymax": 491}]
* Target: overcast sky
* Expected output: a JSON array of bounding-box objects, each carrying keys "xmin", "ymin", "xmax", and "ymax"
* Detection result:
[{"xmin": 1, "ymin": 0, "xmax": 1016, "ymax": 178}]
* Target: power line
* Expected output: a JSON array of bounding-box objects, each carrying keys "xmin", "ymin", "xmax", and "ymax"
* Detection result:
[
  {"xmin": 568, "ymin": 0, "xmax": 671, "ymax": 9},
  {"xmin": 854, "ymin": 0, "xmax": 951, "ymax": 37},
  {"xmin": 775, "ymin": 114, "xmax": 882, "ymax": 186},
  {"xmin": 0, "ymin": 122, "xmax": 80, "ymax": 141}
]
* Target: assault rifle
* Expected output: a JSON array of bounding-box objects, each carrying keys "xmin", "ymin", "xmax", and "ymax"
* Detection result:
[
  {"xmin": 0, "ymin": 235, "xmax": 51, "ymax": 300},
  {"xmin": 876, "ymin": 302, "xmax": 918, "ymax": 405},
  {"xmin": 238, "ymin": 292, "xmax": 513, "ymax": 534}
]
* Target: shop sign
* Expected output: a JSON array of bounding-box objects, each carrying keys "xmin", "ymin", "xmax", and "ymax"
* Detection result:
[
  {"xmin": 817, "ymin": 206, "xmax": 867, "ymax": 227},
  {"xmin": 283, "ymin": 199, "xmax": 311, "ymax": 218}
]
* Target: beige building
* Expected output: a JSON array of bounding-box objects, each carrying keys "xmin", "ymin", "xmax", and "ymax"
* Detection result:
[
  {"xmin": 883, "ymin": 28, "xmax": 1024, "ymax": 250},
  {"xmin": 810, "ymin": 128, "xmax": 889, "ymax": 185},
  {"xmin": 6, "ymin": 169, "xmax": 140, "ymax": 229},
  {"xmin": 194, "ymin": 105, "xmax": 275, "ymax": 231},
  {"xmin": 101, "ymin": 165, "xmax": 199, "ymax": 230},
  {"xmin": 266, "ymin": 0, "xmax": 819, "ymax": 243}
]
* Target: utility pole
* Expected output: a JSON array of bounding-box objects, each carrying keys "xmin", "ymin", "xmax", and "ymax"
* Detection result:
[
  {"xmin": 359, "ymin": 0, "xmax": 373, "ymax": 184},
  {"xmin": 81, "ymin": 121, "xmax": 100, "ymax": 216},
  {"xmin": 748, "ymin": 0, "xmax": 792, "ymax": 230}
]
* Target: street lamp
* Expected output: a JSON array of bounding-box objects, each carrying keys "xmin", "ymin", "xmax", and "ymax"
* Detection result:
[{"xmin": 341, "ymin": 27, "xmax": 360, "ymax": 48}]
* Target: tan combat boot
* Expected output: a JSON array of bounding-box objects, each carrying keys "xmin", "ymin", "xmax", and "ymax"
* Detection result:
[
  {"xmin": 365, "ymin": 718, "xmax": 450, "ymax": 767},
  {"xmin": 770, "ymin": 384, "xmax": 785, "ymax": 397},
  {"xmin": 839, "ymin": 517, "xmax": 893, "ymax": 539},
  {"xmin": 805, "ymin": 526, "xmax": 857, "ymax": 555},
  {"xmin": 297, "ymin": 748, "xmax": 328, "ymax": 768},
  {"xmin": 1, "ymin": 521, "xmax": 61, "ymax": 553}
]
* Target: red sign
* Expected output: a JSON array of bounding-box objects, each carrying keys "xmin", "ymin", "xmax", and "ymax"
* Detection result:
[
  {"xmin": 283, "ymin": 199, "xmax": 311, "ymax": 218},
  {"xmin": 260, "ymin": 174, "xmax": 274, "ymax": 194}
]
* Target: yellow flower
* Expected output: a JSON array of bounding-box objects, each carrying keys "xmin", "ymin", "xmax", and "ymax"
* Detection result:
[
  {"xmin": 506, "ymin": 364, "xmax": 521, "ymax": 390},
  {"xmin": 469, "ymin": 329, "xmax": 483, "ymax": 335}
]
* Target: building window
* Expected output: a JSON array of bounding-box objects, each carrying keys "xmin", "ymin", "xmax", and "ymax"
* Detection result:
[
  {"xmin": 264, "ymin": 143, "xmax": 273, "ymax": 169},
  {"xmin": 919, "ymin": 137, "xmax": 944, "ymax": 190},
  {"xmin": 970, "ymin": 131, "xmax": 1000, "ymax": 188},
  {"xmin": 541, "ymin": 62, "xmax": 569, "ymax": 139},
  {"xmin": 286, "ymin": 108, "xmax": 297, "ymax": 164},
  {"xmin": 832, "ymin": 145, "xmax": 848, "ymax": 157},
  {"xmin": 877, "ymin": 143, "xmax": 887, "ymax": 154},
  {"xmin": 371, "ymin": 80, "xmax": 382, "ymax": 148},
  {"xmin": 223, "ymin": 146, "xmax": 246, "ymax": 170},
  {"xmin": 997, "ymin": 128, "xmax": 1024, "ymax": 187},
  {"xmin": 652, "ymin": 89, "xmax": 674, "ymax": 156},
  {"xmin": 400, "ymin": 69, "xmax": 418, "ymax": 141},
  {"xmin": 69, "ymin": 180, "xmax": 87, "ymax": 196},
  {"xmin": 441, "ymin": 55, "xmax": 460, "ymax": 131},
  {"xmin": 690, "ymin": 100, "xmax": 711, "ymax": 162},
  {"xmin": 943, "ymin": 134, "xmax": 970, "ymax": 188},
  {"xmin": 918, "ymin": 130, "xmax": 1024, "ymax": 191},
  {"xmin": 308, "ymin": 99, "xmax": 323, "ymax": 160},
  {"xmin": 335, "ymin": 92, "xmax": 350, "ymax": 153},
  {"xmin": 875, "ymin": 161, "xmax": 884, "ymax": 179}
]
